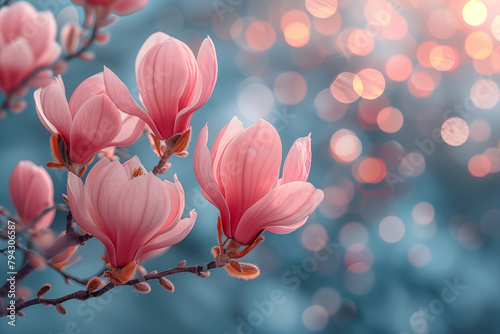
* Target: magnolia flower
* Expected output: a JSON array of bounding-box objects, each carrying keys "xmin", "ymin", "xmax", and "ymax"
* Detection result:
[
  {"xmin": 0, "ymin": 1, "xmax": 61, "ymax": 93},
  {"xmin": 9, "ymin": 161, "xmax": 55, "ymax": 230},
  {"xmin": 194, "ymin": 117, "xmax": 324, "ymax": 248},
  {"xmin": 67, "ymin": 156, "xmax": 196, "ymax": 283},
  {"xmin": 104, "ymin": 32, "xmax": 217, "ymax": 156},
  {"xmin": 71, "ymin": 0, "xmax": 149, "ymax": 17},
  {"xmin": 35, "ymin": 73, "xmax": 144, "ymax": 175}
]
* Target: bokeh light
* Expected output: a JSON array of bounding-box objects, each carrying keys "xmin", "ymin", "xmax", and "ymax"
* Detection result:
[
  {"xmin": 441, "ymin": 118, "xmax": 469, "ymax": 146},
  {"xmin": 330, "ymin": 72, "xmax": 361, "ymax": 103},
  {"xmin": 379, "ymin": 216, "xmax": 405, "ymax": 243},
  {"xmin": 305, "ymin": 0, "xmax": 338, "ymax": 18},
  {"xmin": 330, "ymin": 129, "xmax": 363, "ymax": 163},
  {"xmin": 245, "ymin": 21, "xmax": 276, "ymax": 51},
  {"xmin": 353, "ymin": 68, "xmax": 386, "ymax": 100},
  {"xmin": 385, "ymin": 54, "xmax": 413, "ymax": 82},
  {"xmin": 408, "ymin": 244, "xmax": 432, "ymax": 267},
  {"xmin": 462, "ymin": 0, "xmax": 488, "ymax": 27},
  {"xmin": 470, "ymin": 79, "xmax": 500, "ymax": 109},
  {"xmin": 273, "ymin": 72, "xmax": 307, "ymax": 105},
  {"xmin": 377, "ymin": 107, "xmax": 404, "ymax": 133}
]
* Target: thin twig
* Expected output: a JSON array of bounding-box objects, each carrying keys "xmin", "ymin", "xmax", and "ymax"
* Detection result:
[
  {"xmin": 13, "ymin": 260, "xmax": 219, "ymax": 314},
  {"xmin": 152, "ymin": 150, "xmax": 174, "ymax": 175},
  {"xmin": 0, "ymin": 211, "xmax": 91, "ymax": 297},
  {"xmin": 49, "ymin": 265, "xmax": 106, "ymax": 285}
]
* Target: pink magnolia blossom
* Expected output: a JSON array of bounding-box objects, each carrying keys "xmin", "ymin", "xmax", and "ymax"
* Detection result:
[
  {"xmin": 0, "ymin": 1, "xmax": 61, "ymax": 93},
  {"xmin": 103, "ymin": 32, "xmax": 218, "ymax": 143},
  {"xmin": 71, "ymin": 0, "xmax": 148, "ymax": 16},
  {"xmin": 67, "ymin": 156, "xmax": 196, "ymax": 269},
  {"xmin": 35, "ymin": 73, "xmax": 144, "ymax": 173},
  {"xmin": 194, "ymin": 117, "xmax": 324, "ymax": 246},
  {"xmin": 9, "ymin": 161, "xmax": 55, "ymax": 230}
]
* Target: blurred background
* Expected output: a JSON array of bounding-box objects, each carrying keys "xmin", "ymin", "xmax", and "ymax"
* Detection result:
[{"xmin": 1, "ymin": 0, "xmax": 500, "ymax": 333}]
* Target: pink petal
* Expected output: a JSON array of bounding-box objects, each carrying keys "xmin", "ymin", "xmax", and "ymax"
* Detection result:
[
  {"xmin": 113, "ymin": 173, "xmax": 171, "ymax": 267},
  {"xmin": 39, "ymin": 77, "xmax": 72, "ymax": 143},
  {"xmin": 235, "ymin": 182, "xmax": 324, "ymax": 245},
  {"xmin": 136, "ymin": 41, "xmax": 191, "ymax": 139},
  {"xmin": 0, "ymin": 38, "xmax": 34, "ymax": 92},
  {"xmin": 103, "ymin": 66, "xmax": 160, "ymax": 136},
  {"xmin": 67, "ymin": 172, "xmax": 117, "ymax": 266},
  {"xmin": 69, "ymin": 73, "xmax": 106, "ymax": 118},
  {"xmin": 69, "ymin": 94, "xmax": 122, "ymax": 164},
  {"xmin": 34, "ymin": 88, "xmax": 57, "ymax": 134},
  {"xmin": 174, "ymin": 37, "xmax": 218, "ymax": 134},
  {"xmin": 0, "ymin": 2, "xmax": 37, "ymax": 43},
  {"xmin": 210, "ymin": 116, "xmax": 243, "ymax": 194},
  {"xmin": 135, "ymin": 210, "xmax": 196, "ymax": 262},
  {"xmin": 193, "ymin": 124, "xmax": 231, "ymax": 235},
  {"xmin": 265, "ymin": 217, "xmax": 308, "ymax": 234},
  {"xmin": 160, "ymin": 174, "xmax": 185, "ymax": 232},
  {"xmin": 24, "ymin": 11, "xmax": 57, "ymax": 59},
  {"xmin": 112, "ymin": 0, "xmax": 149, "ymax": 16},
  {"xmin": 135, "ymin": 32, "xmax": 170, "ymax": 80},
  {"xmin": 220, "ymin": 120, "xmax": 282, "ymax": 236},
  {"xmin": 84, "ymin": 159, "xmax": 128, "ymax": 265},
  {"xmin": 9, "ymin": 161, "xmax": 54, "ymax": 228},
  {"xmin": 109, "ymin": 113, "xmax": 145, "ymax": 147},
  {"xmin": 122, "ymin": 155, "xmax": 146, "ymax": 179},
  {"xmin": 36, "ymin": 41, "xmax": 61, "ymax": 67},
  {"xmin": 281, "ymin": 134, "xmax": 312, "ymax": 184}
]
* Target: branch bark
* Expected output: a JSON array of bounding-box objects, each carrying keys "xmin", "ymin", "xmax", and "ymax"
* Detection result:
[{"xmin": 12, "ymin": 260, "xmax": 219, "ymax": 314}]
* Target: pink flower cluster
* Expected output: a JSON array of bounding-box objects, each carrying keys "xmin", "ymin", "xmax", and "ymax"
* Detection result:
[{"xmin": 4, "ymin": 2, "xmax": 323, "ymax": 282}]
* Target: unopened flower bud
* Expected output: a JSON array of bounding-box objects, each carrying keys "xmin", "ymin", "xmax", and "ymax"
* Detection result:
[
  {"xmin": 133, "ymin": 282, "xmax": 151, "ymax": 294},
  {"xmin": 86, "ymin": 277, "xmax": 104, "ymax": 292},
  {"xmin": 37, "ymin": 284, "xmax": 51, "ymax": 298},
  {"xmin": 56, "ymin": 304, "xmax": 66, "ymax": 315},
  {"xmin": 176, "ymin": 260, "xmax": 186, "ymax": 268},
  {"xmin": 158, "ymin": 277, "xmax": 174, "ymax": 292}
]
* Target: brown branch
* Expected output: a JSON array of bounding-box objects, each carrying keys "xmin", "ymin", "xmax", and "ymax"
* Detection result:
[
  {"xmin": 49, "ymin": 265, "xmax": 106, "ymax": 286},
  {"xmin": 152, "ymin": 150, "xmax": 174, "ymax": 175},
  {"xmin": 0, "ymin": 211, "xmax": 91, "ymax": 297},
  {"xmin": 13, "ymin": 260, "xmax": 220, "ymax": 314}
]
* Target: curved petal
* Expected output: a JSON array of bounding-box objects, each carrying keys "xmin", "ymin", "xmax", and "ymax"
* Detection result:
[
  {"xmin": 69, "ymin": 73, "xmax": 106, "ymax": 118},
  {"xmin": 160, "ymin": 174, "xmax": 185, "ymax": 232},
  {"xmin": 103, "ymin": 66, "xmax": 160, "ymax": 136},
  {"xmin": 135, "ymin": 32, "xmax": 170, "ymax": 80},
  {"xmin": 113, "ymin": 0, "xmax": 149, "ymax": 16},
  {"xmin": 34, "ymin": 88, "xmax": 57, "ymax": 134},
  {"xmin": 265, "ymin": 217, "xmax": 308, "ymax": 234},
  {"xmin": 0, "ymin": 38, "xmax": 34, "ymax": 92},
  {"xmin": 0, "ymin": 2, "xmax": 37, "ymax": 42},
  {"xmin": 137, "ymin": 41, "xmax": 190, "ymax": 139},
  {"xmin": 69, "ymin": 94, "xmax": 122, "ymax": 164},
  {"xmin": 36, "ymin": 41, "xmax": 61, "ymax": 68},
  {"xmin": 281, "ymin": 134, "xmax": 311, "ymax": 184},
  {"xmin": 122, "ymin": 155, "xmax": 146, "ymax": 179},
  {"xmin": 135, "ymin": 210, "xmax": 196, "ymax": 262},
  {"xmin": 25, "ymin": 11, "xmax": 57, "ymax": 59},
  {"xmin": 234, "ymin": 182, "xmax": 324, "ymax": 245},
  {"xmin": 20, "ymin": 164, "xmax": 55, "ymax": 229},
  {"xmin": 220, "ymin": 120, "xmax": 282, "ymax": 236},
  {"xmin": 86, "ymin": 160, "xmax": 128, "ymax": 247},
  {"xmin": 193, "ymin": 124, "xmax": 231, "ymax": 236},
  {"xmin": 113, "ymin": 173, "xmax": 171, "ymax": 267},
  {"xmin": 39, "ymin": 77, "xmax": 72, "ymax": 143},
  {"xmin": 110, "ymin": 113, "xmax": 145, "ymax": 147},
  {"xmin": 210, "ymin": 116, "xmax": 243, "ymax": 194},
  {"xmin": 174, "ymin": 36, "xmax": 218, "ymax": 134},
  {"xmin": 67, "ymin": 172, "xmax": 117, "ymax": 266}
]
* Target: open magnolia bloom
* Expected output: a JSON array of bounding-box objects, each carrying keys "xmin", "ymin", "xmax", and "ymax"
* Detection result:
[
  {"xmin": 194, "ymin": 117, "xmax": 324, "ymax": 279},
  {"xmin": 9, "ymin": 161, "xmax": 55, "ymax": 230},
  {"xmin": 103, "ymin": 32, "xmax": 217, "ymax": 157},
  {"xmin": 67, "ymin": 156, "xmax": 196, "ymax": 284},
  {"xmin": 0, "ymin": 1, "xmax": 61, "ymax": 94},
  {"xmin": 35, "ymin": 74, "xmax": 144, "ymax": 175}
]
